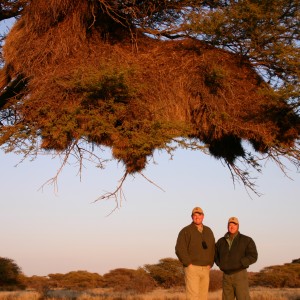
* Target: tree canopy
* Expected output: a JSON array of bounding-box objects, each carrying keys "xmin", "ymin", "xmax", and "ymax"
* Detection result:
[
  {"xmin": 0, "ymin": 257, "xmax": 23, "ymax": 290},
  {"xmin": 0, "ymin": 0, "xmax": 299, "ymax": 198}
]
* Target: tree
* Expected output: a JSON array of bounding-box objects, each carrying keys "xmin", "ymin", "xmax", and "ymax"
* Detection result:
[
  {"xmin": 0, "ymin": 0, "xmax": 26, "ymax": 22},
  {"xmin": 0, "ymin": 257, "xmax": 24, "ymax": 290},
  {"xmin": 102, "ymin": 267, "xmax": 156, "ymax": 293},
  {"xmin": 143, "ymin": 257, "xmax": 184, "ymax": 288},
  {"xmin": 0, "ymin": 0, "xmax": 299, "ymax": 201}
]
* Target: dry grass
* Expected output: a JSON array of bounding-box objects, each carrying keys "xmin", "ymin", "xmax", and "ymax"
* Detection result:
[
  {"xmin": 0, "ymin": 287, "xmax": 299, "ymax": 300},
  {"xmin": 0, "ymin": 291, "xmax": 40, "ymax": 300}
]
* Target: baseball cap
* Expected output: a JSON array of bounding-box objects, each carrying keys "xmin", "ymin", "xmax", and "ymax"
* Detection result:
[
  {"xmin": 228, "ymin": 217, "xmax": 239, "ymax": 225},
  {"xmin": 192, "ymin": 207, "xmax": 204, "ymax": 215}
]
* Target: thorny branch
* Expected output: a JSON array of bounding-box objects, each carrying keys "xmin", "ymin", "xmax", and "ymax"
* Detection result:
[{"xmin": 93, "ymin": 171, "xmax": 129, "ymax": 215}]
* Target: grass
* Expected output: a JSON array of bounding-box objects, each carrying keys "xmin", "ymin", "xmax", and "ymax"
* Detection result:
[{"xmin": 0, "ymin": 287, "xmax": 299, "ymax": 300}]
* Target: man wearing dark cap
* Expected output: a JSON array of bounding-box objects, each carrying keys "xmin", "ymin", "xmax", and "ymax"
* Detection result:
[
  {"xmin": 215, "ymin": 217, "xmax": 258, "ymax": 300},
  {"xmin": 175, "ymin": 207, "xmax": 215, "ymax": 300}
]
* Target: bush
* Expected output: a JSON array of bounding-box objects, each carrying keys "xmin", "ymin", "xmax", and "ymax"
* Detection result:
[
  {"xmin": 143, "ymin": 258, "xmax": 185, "ymax": 288},
  {"xmin": 251, "ymin": 262, "xmax": 300, "ymax": 288},
  {"xmin": 0, "ymin": 257, "xmax": 24, "ymax": 290},
  {"xmin": 103, "ymin": 268, "xmax": 156, "ymax": 293},
  {"xmin": 48, "ymin": 271, "xmax": 104, "ymax": 290},
  {"xmin": 209, "ymin": 270, "xmax": 222, "ymax": 291}
]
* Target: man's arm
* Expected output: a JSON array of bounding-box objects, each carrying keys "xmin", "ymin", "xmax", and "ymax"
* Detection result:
[
  {"xmin": 175, "ymin": 229, "xmax": 191, "ymax": 267},
  {"xmin": 241, "ymin": 237, "xmax": 258, "ymax": 268}
]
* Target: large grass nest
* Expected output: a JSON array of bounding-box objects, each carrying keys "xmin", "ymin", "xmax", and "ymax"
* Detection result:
[{"xmin": 0, "ymin": 0, "xmax": 299, "ymax": 175}]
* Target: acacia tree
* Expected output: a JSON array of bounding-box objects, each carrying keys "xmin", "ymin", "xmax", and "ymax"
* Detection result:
[
  {"xmin": 0, "ymin": 1, "xmax": 25, "ymax": 22},
  {"xmin": 0, "ymin": 257, "xmax": 23, "ymax": 290},
  {"xmin": 0, "ymin": 0, "xmax": 299, "ymax": 202},
  {"xmin": 143, "ymin": 257, "xmax": 184, "ymax": 288}
]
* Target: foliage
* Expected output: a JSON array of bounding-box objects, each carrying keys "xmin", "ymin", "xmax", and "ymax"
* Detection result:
[
  {"xmin": 102, "ymin": 267, "xmax": 156, "ymax": 293},
  {"xmin": 23, "ymin": 271, "xmax": 104, "ymax": 291},
  {"xmin": 251, "ymin": 261, "xmax": 300, "ymax": 288},
  {"xmin": 0, "ymin": 0, "xmax": 26, "ymax": 22},
  {"xmin": 143, "ymin": 258, "xmax": 223, "ymax": 291},
  {"xmin": 48, "ymin": 271, "xmax": 104, "ymax": 290},
  {"xmin": 5, "ymin": 258, "xmax": 300, "ymax": 292},
  {"xmin": 185, "ymin": 0, "xmax": 300, "ymax": 90},
  {"xmin": 20, "ymin": 275, "xmax": 50, "ymax": 292},
  {"xmin": 0, "ymin": 257, "xmax": 24, "ymax": 290},
  {"xmin": 143, "ymin": 257, "xmax": 184, "ymax": 288},
  {"xmin": 0, "ymin": 0, "xmax": 299, "ymax": 200},
  {"xmin": 292, "ymin": 258, "xmax": 300, "ymax": 264}
]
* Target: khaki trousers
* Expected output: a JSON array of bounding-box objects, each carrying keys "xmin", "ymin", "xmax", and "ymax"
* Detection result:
[{"xmin": 184, "ymin": 265, "xmax": 210, "ymax": 300}]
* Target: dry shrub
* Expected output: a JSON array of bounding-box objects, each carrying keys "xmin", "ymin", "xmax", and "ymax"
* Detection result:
[
  {"xmin": 1, "ymin": 0, "xmax": 299, "ymax": 175},
  {"xmin": 251, "ymin": 263, "xmax": 300, "ymax": 288},
  {"xmin": 103, "ymin": 268, "xmax": 156, "ymax": 294},
  {"xmin": 209, "ymin": 270, "xmax": 222, "ymax": 292},
  {"xmin": 143, "ymin": 258, "xmax": 184, "ymax": 289}
]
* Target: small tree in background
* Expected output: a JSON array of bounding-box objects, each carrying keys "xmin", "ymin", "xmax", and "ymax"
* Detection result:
[
  {"xmin": 103, "ymin": 268, "xmax": 156, "ymax": 293},
  {"xmin": 143, "ymin": 257, "xmax": 184, "ymax": 288},
  {"xmin": 292, "ymin": 258, "xmax": 300, "ymax": 264},
  {"xmin": 0, "ymin": 257, "xmax": 24, "ymax": 290}
]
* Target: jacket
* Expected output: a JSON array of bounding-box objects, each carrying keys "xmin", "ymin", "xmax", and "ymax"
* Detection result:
[
  {"xmin": 175, "ymin": 223, "xmax": 215, "ymax": 267},
  {"xmin": 215, "ymin": 232, "xmax": 258, "ymax": 274}
]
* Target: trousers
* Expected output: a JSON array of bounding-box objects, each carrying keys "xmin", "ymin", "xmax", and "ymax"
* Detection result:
[
  {"xmin": 184, "ymin": 265, "xmax": 210, "ymax": 300},
  {"xmin": 222, "ymin": 269, "xmax": 250, "ymax": 300}
]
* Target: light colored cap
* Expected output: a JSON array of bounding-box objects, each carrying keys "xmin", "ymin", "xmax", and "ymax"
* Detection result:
[
  {"xmin": 192, "ymin": 207, "xmax": 204, "ymax": 215},
  {"xmin": 228, "ymin": 217, "xmax": 239, "ymax": 225}
]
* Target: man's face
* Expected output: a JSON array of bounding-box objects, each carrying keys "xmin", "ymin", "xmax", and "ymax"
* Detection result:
[
  {"xmin": 192, "ymin": 212, "xmax": 204, "ymax": 225},
  {"xmin": 228, "ymin": 222, "xmax": 239, "ymax": 234}
]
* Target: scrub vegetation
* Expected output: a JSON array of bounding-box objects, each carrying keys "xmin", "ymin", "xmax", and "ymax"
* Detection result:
[{"xmin": 0, "ymin": 256, "xmax": 299, "ymax": 299}]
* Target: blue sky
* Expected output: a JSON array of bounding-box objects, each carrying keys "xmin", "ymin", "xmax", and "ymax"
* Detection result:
[{"xmin": 1, "ymin": 146, "xmax": 299, "ymax": 276}]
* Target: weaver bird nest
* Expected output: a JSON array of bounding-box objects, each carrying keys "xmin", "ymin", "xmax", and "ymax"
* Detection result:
[{"xmin": 0, "ymin": 0, "xmax": 299, "ymax": 198}]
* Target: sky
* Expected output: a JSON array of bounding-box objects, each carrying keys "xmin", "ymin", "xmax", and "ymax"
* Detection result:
[
  {"xmin": 0, "ymin": 18, "xmax": 299, "ymax": 278},
  {"xmin": 1, "ymin": 145, "xmax": 300, "ymax": 277}
]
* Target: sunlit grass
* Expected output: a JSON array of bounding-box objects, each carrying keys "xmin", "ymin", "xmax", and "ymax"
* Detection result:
[{"xmin": 0, "ymin": 287, "xmax": 299, "ymax": 299}]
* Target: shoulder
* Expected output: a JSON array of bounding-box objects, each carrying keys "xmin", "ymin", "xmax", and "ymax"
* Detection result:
[
  {"xmin": 238, "ymin": 233, "xmax": 255, "ymax": 244},
  {"xmin": 203, "ymin": 225, "xmax": 214, "ymax": 234},
  {"xmin": 179, "ymin": 223, "xmax": 194, "ymax": 234},
  {"xmin": 216, "ymin": 236, "xmax": 227, "ymax": 244},
  {"xmin": 238, "ymin": 233, "xmax": 251, "ymax": 240}
]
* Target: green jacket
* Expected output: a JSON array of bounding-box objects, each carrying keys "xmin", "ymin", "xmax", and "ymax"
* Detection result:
[
  {"xmin": 215, "ymin": 232, "xmax": 258, "ymax": 274},
  {"xmin": 175, "ymin": 223, "xmax": 215, "ymax": 267}
]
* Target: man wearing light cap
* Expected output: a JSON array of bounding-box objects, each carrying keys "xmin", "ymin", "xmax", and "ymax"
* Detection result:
[
  {"xmin": 215, "ymin": 217, "xmax": 258, "ymax": 300},
  {"xmin": 175, "ymin": 207, "xmax": 215, "ymax": 300}
]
